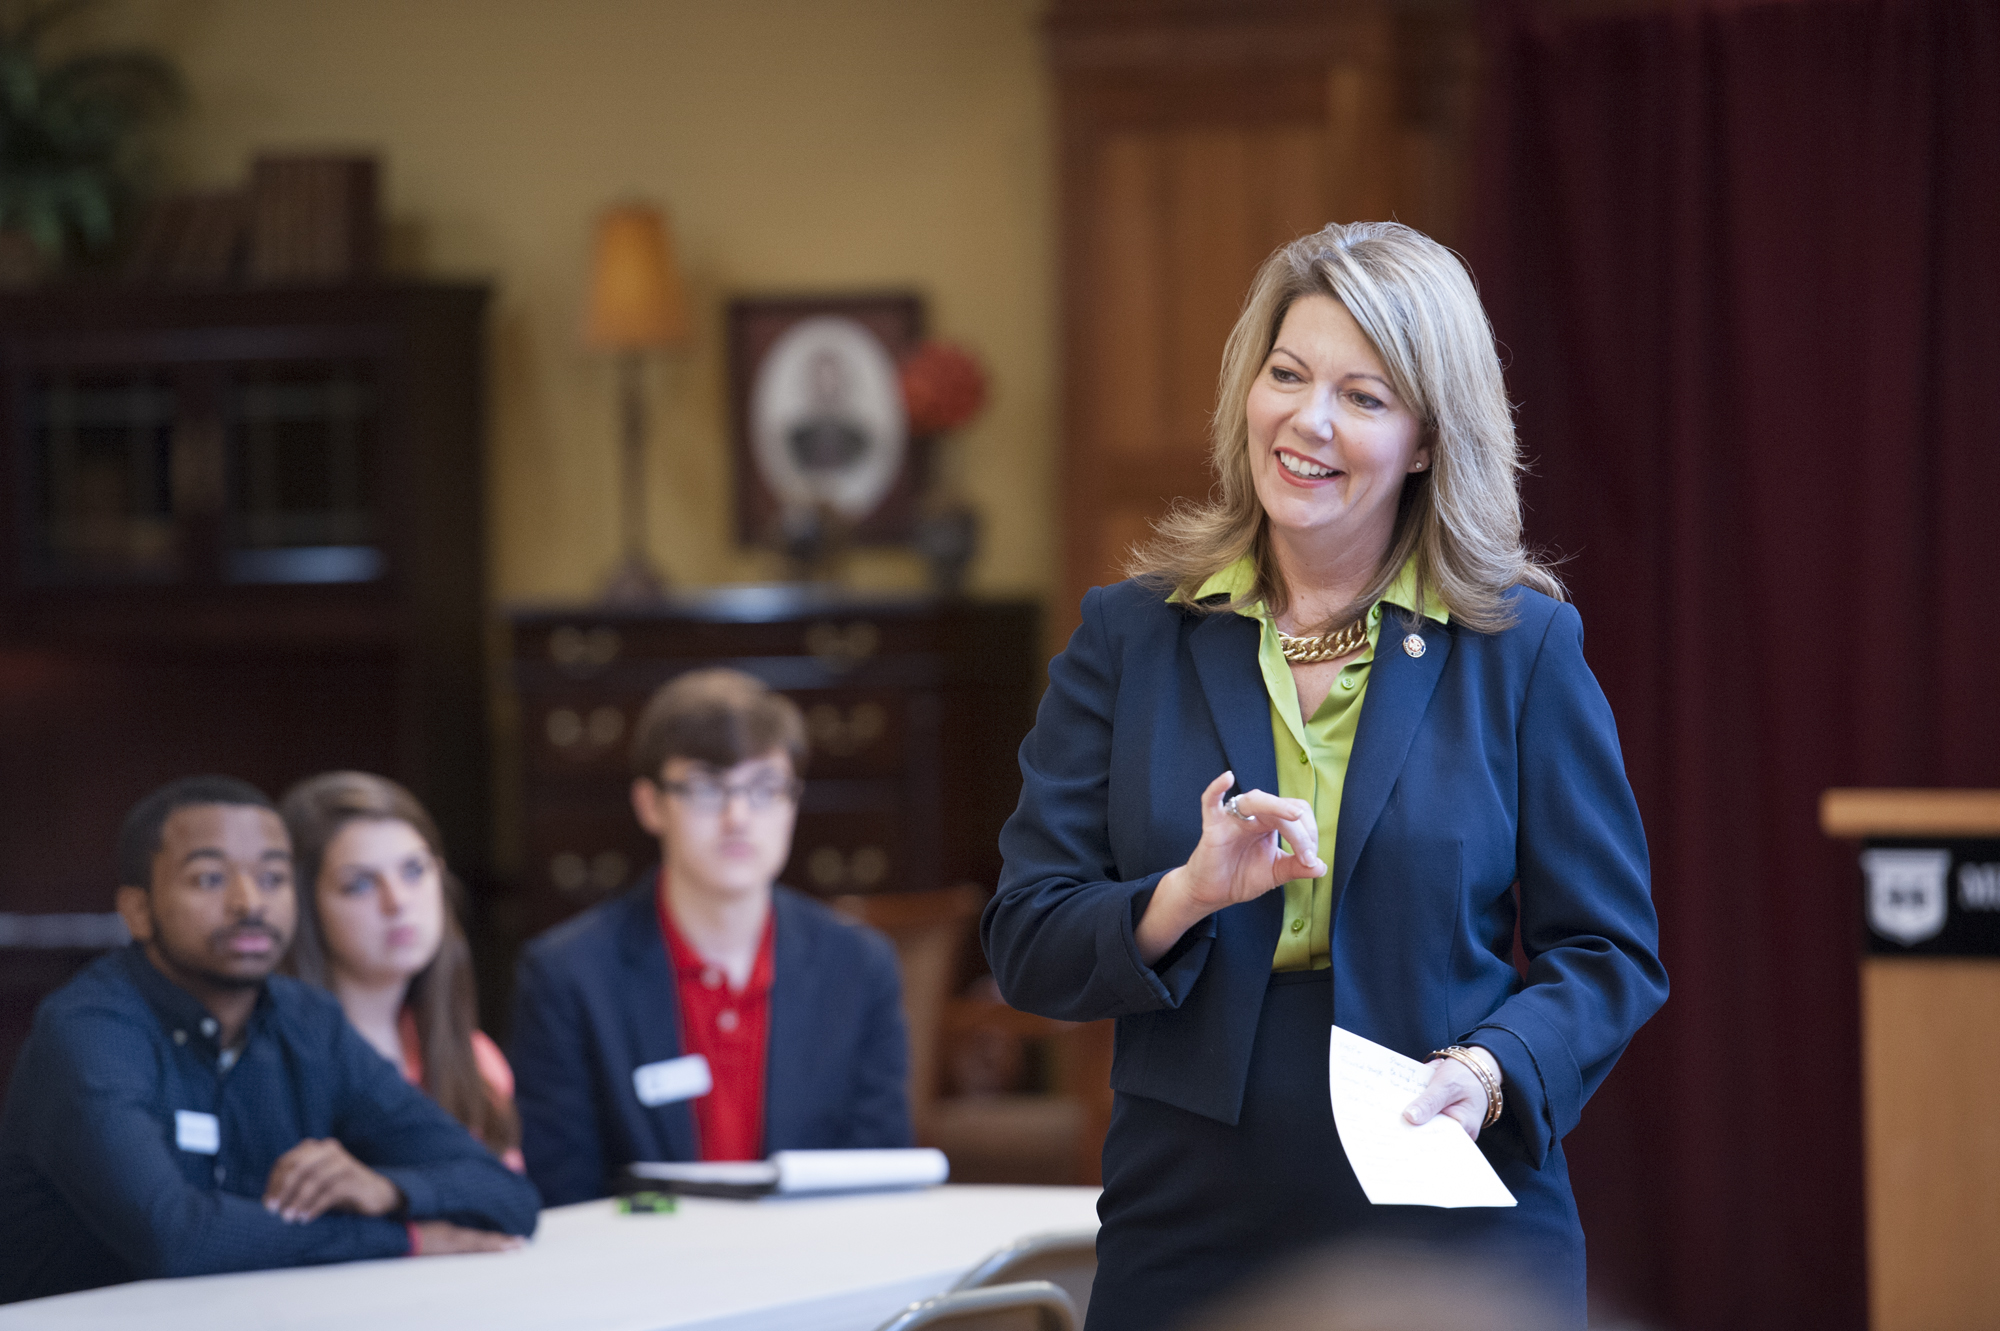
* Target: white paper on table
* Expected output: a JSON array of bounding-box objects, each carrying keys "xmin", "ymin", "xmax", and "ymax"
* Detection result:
[
  {"xmin": 1328, "ymin": 1025, "xmax": 1517, "ymax": 1208},
  {"xmin": 626, "ymin": 1147, "xmax": 950, "ymax": 1196},
  {"xmin": 772, "ymin": 1148, "xmax": 951, "ymax": 1194}
]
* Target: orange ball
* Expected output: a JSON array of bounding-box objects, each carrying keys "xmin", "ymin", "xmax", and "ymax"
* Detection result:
[{"xmin": 900, "ymin": 341, "xmax": 988, "ymax": 435}]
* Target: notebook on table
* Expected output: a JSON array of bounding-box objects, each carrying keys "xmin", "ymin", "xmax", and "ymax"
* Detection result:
[{"xmin": 619, "ymin": 1147, "xmax": 951, "ymax": 1199}]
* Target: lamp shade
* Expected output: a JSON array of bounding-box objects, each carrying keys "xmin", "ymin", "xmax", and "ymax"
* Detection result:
[{"xmin": 585, "ymin": 202, "xmax": 690, "ymax": 349}]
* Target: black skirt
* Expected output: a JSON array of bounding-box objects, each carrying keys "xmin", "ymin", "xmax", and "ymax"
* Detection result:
[{"xmin": 1087, "ymin": 970, "xmax": 1587, "ymax": 1331}]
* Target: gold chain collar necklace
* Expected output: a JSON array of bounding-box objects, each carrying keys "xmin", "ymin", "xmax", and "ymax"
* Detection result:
[{"xmin": 1276, "ymin": 615, "xmax": 1369, "ymax": 664}]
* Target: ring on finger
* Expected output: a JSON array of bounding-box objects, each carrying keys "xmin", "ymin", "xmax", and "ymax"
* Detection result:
[{"xmin": 1224, "ymin": 794, "xmax": 1256, "ymax": 821}]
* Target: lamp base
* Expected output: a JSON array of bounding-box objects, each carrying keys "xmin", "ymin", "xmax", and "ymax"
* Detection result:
[
  {"xmin": 915, "ymin": 502, "xmax": 980, "ymax": 598},
  {"xmin": 601, "ymin": 551, "xmax": 669, "ymax": 605},
  {"xmin": 777, "ymin": 501, "xmax": 854, "ymax": 585}
]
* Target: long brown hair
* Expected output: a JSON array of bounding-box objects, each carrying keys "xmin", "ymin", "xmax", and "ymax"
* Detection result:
[
  {"xmin": 1127, "ymin": 220, "xmax": 1563, "ymax": 634},
  {"xmin": 279, "ymin": 771, "xmax": 520, "ymax": 1157}
]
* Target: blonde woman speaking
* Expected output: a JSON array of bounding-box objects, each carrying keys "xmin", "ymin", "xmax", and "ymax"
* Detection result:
[{"xmin": 984, "ymin": 222, "xmax": 1667, "ymax": 1330}]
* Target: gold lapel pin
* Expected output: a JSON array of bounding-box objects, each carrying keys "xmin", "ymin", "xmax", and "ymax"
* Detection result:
[{"xmin": 1402, "ymin": 633, "xmax": 1426, "ymax": 658}]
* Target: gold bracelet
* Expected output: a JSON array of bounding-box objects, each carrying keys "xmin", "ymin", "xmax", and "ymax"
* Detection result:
[{"xmin": 1430, "ymin": 1045, "xmax": 1503, "ymax": 1129}]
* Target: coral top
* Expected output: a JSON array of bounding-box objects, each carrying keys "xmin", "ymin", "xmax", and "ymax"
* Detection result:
[{"xmin": 397, "ymin": 1008, "xmax": 527, "ymax": 1173}]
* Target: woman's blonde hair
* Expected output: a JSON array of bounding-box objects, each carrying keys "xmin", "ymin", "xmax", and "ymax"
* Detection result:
[{"xmin": 1126, "ymin": 220, "xmax": 1561, "ymax": 634}]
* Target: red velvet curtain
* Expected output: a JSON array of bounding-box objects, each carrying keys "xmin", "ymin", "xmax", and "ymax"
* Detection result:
[{"xmin": 1469, "ymin": 2, "xmax": 2000, "ymax": 1326}]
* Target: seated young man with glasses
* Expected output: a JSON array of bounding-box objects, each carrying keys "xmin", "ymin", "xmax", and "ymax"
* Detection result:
[{"xmin": 509, "ymin": 669, "xmax": 911, "ymax": 1204}]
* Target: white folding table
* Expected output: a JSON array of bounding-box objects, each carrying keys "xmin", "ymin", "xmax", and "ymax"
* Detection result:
[{"xmin": 0, "ymin": 1185, "xmax": 1102, "ymax": 1331}]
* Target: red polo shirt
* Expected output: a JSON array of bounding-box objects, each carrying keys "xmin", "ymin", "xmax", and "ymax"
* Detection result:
[{"xmin": 657, "ymin": 887, "xmax": 776, "ymax": 1162}]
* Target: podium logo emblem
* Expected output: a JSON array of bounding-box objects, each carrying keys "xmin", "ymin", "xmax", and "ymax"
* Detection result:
[
  {"xmin": 1861, "ymin": 848, "xmax": 1951, "ymax": 945},
  {"xmin": 1959, "ymin": 862, "xmax": 2000, "ymax": 911}
]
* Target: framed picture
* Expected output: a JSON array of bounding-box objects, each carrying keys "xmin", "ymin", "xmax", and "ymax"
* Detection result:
[{"xmin": 727, "ymin": 293, "xmax": 927, "ymax": 546}]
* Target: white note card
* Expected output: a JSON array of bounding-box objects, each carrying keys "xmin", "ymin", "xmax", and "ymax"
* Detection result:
[
  {"xmin": 174, "ymin": 1110, "xmax": 220, "ymax": 1155},
  {"xmin": 1328, "ymin": 1025, "xmax": 1516, "ymax": 1209},
  {"xmin": 633, "ymin": 1053, "xmax": 713, "ymax": 1107}
]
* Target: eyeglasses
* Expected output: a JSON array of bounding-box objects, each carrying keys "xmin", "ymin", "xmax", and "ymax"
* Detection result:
[{"xmin": 660, "ymin": 774, "xmax": 802, "ymax": 813}]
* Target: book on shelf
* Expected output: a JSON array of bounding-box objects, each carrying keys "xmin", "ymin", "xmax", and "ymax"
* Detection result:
[
  {"xmin": 126, "ymin": 190, "xmax": 251, "ymax": 284},
  {"xmin": 248, "ymin": 154, "xmax": 380, "ymax": 283}
]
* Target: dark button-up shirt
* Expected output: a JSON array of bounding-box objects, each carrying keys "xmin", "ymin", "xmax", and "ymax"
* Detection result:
[{"xmin": 0, "ymin": 946, "xmax": 541, "ymax": 1304}]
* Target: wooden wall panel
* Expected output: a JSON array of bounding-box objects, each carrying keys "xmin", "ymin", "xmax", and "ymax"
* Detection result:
[
  {"xmin": 1259, "ymin": 126, "xmax": 1333, "ymax": 253},
  {"xmin": 1091, "ymin": 506, "xmax": 1159, "ymax": 593},
  {"xmin": 1325, "ymin": 60, "xmax": 1400, "ymax": 225},
  {"xmin": 1163, "ymin": 127, "xmax": 1257, "ymax": 447},
  {"xmin": 1087, "ymin": 132, "xmax": 1170, "ymax": 464}
]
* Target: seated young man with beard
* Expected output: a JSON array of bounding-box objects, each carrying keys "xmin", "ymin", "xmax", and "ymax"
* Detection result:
[
  {"xmin": 510, "ymin": 669, "xmax": 911, "ymax": 1205},
  {"xmin": 0, "ymin": 777, "xmax": 540, "ymax": 1304}
]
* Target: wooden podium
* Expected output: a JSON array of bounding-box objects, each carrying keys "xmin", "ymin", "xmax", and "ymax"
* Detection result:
[{"xmin": 1821, "ymin": 789, "xmax": 2000, "ymax": 1331}]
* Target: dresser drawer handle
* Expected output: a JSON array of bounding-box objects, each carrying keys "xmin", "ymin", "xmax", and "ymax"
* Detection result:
[
  {"xmin": 589, "ymin": 850, "xmax": 630, "ymax": 891},
  {"xmin": 546, "ymin": 708, "xmax": 583, "ymax": 748},
  {"xmin": 549, "ymin": 626, "xmax": 622, "ymax": 674},
  {"xmin": 550, "ymin": 852, "xmax": 588, "ymax": 894},
  {"xmin": 808, "ymin": 846, "xmax": 846, "ymax": 888},
  {"xmin": 545, "ymin": 706, "xmax": 626, "ymax": 751},
  {"xmin": 849, "ymin": 845, "xmax": 888, "ymax": 886},
  {"xmin": 550, "ymin": 849, "xmax": 631, "ymax": 896},
  {"xmin": 804, "ymin": 621, "xmax": 879, "ymax": 671},
  {"xmin": 806, "ymin": 701, "xmax": 886, "ymax": 757},
  {"xmin": 806, "ymin": 844, "xmax": 889, "ymax": 890},
  {"xmin": 587, "ymin": 706, "xmax": 625, "ymax": 746}
]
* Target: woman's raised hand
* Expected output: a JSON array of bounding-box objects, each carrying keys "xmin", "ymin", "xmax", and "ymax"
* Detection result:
[
  {"xmin": 1135, "ymin": 771, "xmax": 1327, "ymax": 964},
  {"xmin": 1184, "ymin": 770, "xmax": 1326, "ymax": 907}
]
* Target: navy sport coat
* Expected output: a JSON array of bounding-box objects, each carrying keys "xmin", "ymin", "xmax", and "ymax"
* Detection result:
[
  {"xmin": 0, "ymin": 946, "xmax": 540, "ymax": 1304},
  {"xmin": 509, "ymin": 876, "xmax": 912, "ymax": 1206},
  {"xmin": 983, "ymin": 580, "xmax": 1668, "ymax": 1170}
]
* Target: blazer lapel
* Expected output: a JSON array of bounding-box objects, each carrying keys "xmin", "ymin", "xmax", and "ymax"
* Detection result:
[
  {"xmin": 616, "ymin": 875, "xmax": 699, "ymax": 1162},
  {"xmin": 1332, "ymin": 617, "xmax": 1452, "ymax": 909},
  {"xmin": 762, "ymin": 890, "xmax": 812, "ymax": 1152},
  {"xmin": 1184, "ymin": 607, "xmax": 1286, "ymax": 979},
  {"xmin": 1186, "ymin": 610, "xmax": 1280, "ymax": 799}
]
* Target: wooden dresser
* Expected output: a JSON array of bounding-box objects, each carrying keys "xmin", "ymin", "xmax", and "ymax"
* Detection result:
[{"xmin": 502, "ymin": 593, "xmax": 1040, "ymax": 944}]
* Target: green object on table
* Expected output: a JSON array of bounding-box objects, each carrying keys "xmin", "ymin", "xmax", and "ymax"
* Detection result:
[{"xmin": 618, "ymin": 1191, "xmax": 679, "ymax": 1215}]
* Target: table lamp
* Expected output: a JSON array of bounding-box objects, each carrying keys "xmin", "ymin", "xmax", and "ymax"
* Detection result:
[{"xmin": 585, "ymin": 202, "xmax": 690, "ymax": 602}]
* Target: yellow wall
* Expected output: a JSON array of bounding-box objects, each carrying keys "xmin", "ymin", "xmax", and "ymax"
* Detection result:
[{"xmin": 116, "ymin": 0, "xmax": 1056, "ymax": 603}]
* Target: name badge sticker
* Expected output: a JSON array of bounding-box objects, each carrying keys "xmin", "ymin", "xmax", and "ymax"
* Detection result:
[
  {"xmin": 633, "ymin": 1054, "xmax": 712, "ymax": 1108},
  {"xmin": 175, "ymin": 1110, "xmax": 220, "ymax": 1155}
]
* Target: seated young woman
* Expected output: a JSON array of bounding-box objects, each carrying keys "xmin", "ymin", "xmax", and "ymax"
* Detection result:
[{"xmin": 280, "ymin": 772, "xmax": 524, "ymax": 1172}]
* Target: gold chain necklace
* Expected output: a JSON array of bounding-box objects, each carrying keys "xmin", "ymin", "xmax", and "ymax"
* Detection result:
[{"xmin": 1276, "ymin": 616, "xmax": 1369, "ymax": 664}]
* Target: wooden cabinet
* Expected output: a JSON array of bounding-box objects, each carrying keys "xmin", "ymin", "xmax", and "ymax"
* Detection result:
[
  {"xmin": 0, "ymin": 283, "xmax": 490, "ymax": 1091},
  {"xmin": 503, "ymin": 595, "xmax": 1040, "ymax": 943}
]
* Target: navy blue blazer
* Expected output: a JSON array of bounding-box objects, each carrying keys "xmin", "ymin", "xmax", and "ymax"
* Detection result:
[
  {"xmin": 983, "ymin": 579, "xmax": 1668, "ymax": 1169},
  {"xmin": 509, "ymin": 876, "xmax": 912, "ymax": 1206}
]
